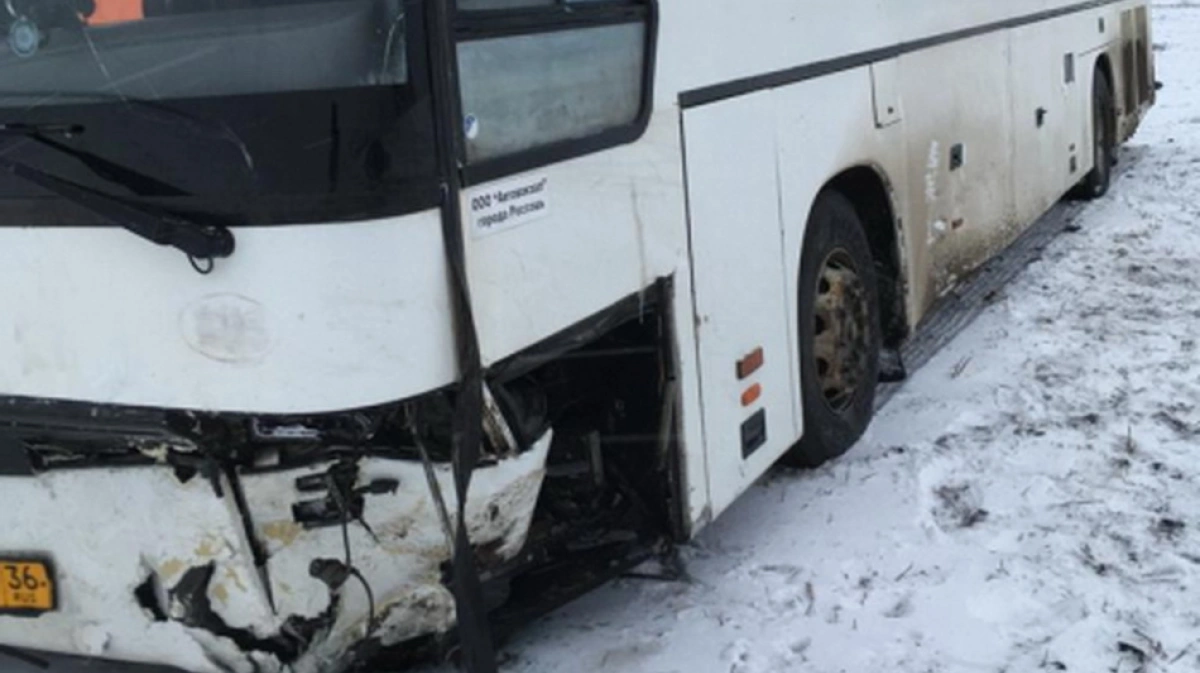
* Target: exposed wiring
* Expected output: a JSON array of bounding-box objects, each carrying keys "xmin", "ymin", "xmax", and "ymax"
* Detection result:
[
  {"xmin": 330, "ymin": 466, "xmax": 380, "ymax": 638},
  {"xmin": 188, "ymin": 254, "xmax": 214, "ymax": 275},
  {"xmin": 347, "ymin": 567, "xmax": 377, "ymax": 636}
]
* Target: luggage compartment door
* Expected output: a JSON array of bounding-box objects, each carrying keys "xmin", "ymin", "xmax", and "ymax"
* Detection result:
[{"xmin": 683, "ymin": 91, "xmax": 799, "ymax": 516}]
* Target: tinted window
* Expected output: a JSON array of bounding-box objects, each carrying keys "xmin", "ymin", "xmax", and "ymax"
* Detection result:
[
  {"xmin": 458, "ymin": 22, "xmax": 645, "ymax": 163},
  {"xmin": 454, "ymin": 0, "xmax": 654, "ymax": 178}
]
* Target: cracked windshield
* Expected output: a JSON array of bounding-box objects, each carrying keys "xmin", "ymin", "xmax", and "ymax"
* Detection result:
[{"xmin": 0, "ymin": 0, "xmax": 432, "ymax": 227}]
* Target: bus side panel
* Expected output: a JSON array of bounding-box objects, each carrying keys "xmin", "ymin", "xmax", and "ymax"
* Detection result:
[
  {"xmin": 682, "ymin": 91, "xmax": 797, "ymax": 517},
  {"xmin": 672, "ymin": 251, "xmax": 717, "ymax": 536},
  {"xmin": 1009, "ymin": 16, "xmax": 1080, "ymax": 229},
  {"xmin": 684, "ymin": 68, "xmax": 908, "ymax": 520},
  {"xmin": 1114, "ymin": 3, "xmax": 1156, "ymax": 141},
  {"xmin": 661, "ymin": 0, "xmax": 1103, "ymax": 105},
  {"xmin": 461, "ymin": 112, "xmax": 714, "ymax": 536},
  {"xmin": 465, "ymin": 115, "xmax": 685, "ymax": 370},
  {"xmin": 897, "ymin": 31, "xmax": 1017, "ymax": 305}
]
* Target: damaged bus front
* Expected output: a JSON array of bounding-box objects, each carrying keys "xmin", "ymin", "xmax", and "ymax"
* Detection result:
[
  {"xmin": 2, "ymin": 399, "xmax": 555, "ymax": 672},
  {"xmin": 0, "ymin": 0, "xmax": 683, "ymax": 670}
]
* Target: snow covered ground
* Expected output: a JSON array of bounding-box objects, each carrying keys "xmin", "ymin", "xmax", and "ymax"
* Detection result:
[{"xmin": 425, "ymin": 4, "xmax": 1200, "ymax": 673}]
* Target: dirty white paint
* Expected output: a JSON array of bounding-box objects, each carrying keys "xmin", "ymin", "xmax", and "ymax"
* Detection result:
[
  {"xmin": 928, "ymin": 218, "xmax": 949, "ymax": 246},
  {"xmin": 924, "ymin": 140, "xmax": 941, "ymax": 206},
  {"xmin": 0, "ymin": 468, "xmax": 265, "ymax": 672},
  {"xmin": 179, "ymin": 293, "xmax": 272, "ymax": 365},
  {"xmin": 0, "ymin": 212, "xmax": 461, "ymax": 415},
  {"xmin": 671, "ymin": 0, "xmax": 1151, "ymax": 528}
]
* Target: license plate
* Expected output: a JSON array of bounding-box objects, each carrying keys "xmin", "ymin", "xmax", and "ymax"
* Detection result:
[{"xmin": 0, "ymin": 559, "xmax": 55, "ymax": 614}]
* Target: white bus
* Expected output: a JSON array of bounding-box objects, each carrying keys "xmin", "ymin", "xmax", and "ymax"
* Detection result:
[{"xmin": 0, "ymin": 0, "xmax": 1154, "ymax": 671}]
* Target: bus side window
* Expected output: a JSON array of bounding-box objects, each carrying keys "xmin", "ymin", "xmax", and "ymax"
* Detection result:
[{"xmin": 454, "ymin": 0, "xmax": 654, "ymax": 178}]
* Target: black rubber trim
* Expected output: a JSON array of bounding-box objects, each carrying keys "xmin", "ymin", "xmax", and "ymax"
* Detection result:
[
  {"xmin": 454, "ymin": 3, "xmax": 645, "ymax": 39},
  {"xmin": 2, "ymin": 648, "xmax": 190, "ymax": 671},
  {"xmin": 680, "ymin": 0, "xmax": 1126, "ymax": 109},
  {"xmin": 0, "ymin": 647, "xmax": 188, "ymax": 667},
  {"xmin": 428, "ymin": 0, "xmax": 497, "ymax": 670},
  {"xmin": 0, "ymin": 432, "xmax": 33, "ymax": 476}
]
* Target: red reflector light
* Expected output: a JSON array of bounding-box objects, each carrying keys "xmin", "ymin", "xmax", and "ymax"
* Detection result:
[
  {"xmin": 741, "ymin": 384, "xmax": 762, "ymax": 407},
  {"xmin": 737, "ymin": 348, "xmax": 764, "ymax": 380}
]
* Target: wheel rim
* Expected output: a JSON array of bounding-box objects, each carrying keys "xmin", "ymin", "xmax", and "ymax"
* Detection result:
[{"xmin": 812, "ymin": 249, "xmax": 871, "ymax": 413}]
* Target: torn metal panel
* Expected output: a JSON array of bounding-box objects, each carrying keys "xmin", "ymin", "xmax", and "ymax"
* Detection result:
[
  {"xmin": 241, "ymin": 433, "xmax": 553, "ymax": 673},
  {"xmin": 0, "ymin": 430, "xmax": 552, "ymax": 673},
  {"xmin": 0, "ymin": 468, "xmax": 267, "ymax": 672}
]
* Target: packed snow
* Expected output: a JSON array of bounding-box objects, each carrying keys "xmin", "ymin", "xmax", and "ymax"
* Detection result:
[{"xmin": 426, "ymin": 4, "xmax": 1200, "ymax": 672}]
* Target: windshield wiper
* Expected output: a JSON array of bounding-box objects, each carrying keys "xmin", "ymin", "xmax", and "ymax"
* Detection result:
[
  {"xmin": 0, "ymin": 123, "xmax": 188, "ymax": 197},
  {"xmin": 0, "ymin": 124, "xmax": 234, "ymax": 271},
  {"xmin": 0, "ymin": 94, "xmax": 256, "ymax": 180}
]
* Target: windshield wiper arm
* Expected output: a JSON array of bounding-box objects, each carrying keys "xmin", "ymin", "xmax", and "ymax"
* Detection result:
[
  {"xmin": 0, "ymin": 153, "xmax": 235, "ymax": 269},
  {"xmin": 0, "ymin": 122, "xmax": 188, "ymax": 196},
  {"xmin": 0, "ymin": 123, "xmax": 80, "ymax": 137}
]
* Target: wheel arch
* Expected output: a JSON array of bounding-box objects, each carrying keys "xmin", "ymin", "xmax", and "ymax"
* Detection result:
[{"xmin": 820, "ymin": 165, "xmax": 909, "ymax": 348}]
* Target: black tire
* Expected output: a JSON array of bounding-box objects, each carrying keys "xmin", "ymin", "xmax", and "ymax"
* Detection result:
[
  {"xmin": 783, "ymin": 190, "xmax": 882, "ymax": 468},
  {"xmin": 1072, "ymin": 71, "xmax": 1116, "ymax": 200}
]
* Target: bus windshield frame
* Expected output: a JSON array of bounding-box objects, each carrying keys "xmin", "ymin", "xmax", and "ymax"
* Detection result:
[{"xmin": 0, "ymin": 0, "xmax": 442, "ymax": 228}]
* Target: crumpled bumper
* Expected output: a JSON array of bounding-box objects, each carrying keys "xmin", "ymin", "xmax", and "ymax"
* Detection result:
[{"xmin": 0, "ymin": 434, "xmax": 551, "ymax": 673}]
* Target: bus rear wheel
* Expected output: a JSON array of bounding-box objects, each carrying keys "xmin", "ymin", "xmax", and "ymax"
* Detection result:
[
  {"xmin": 1073, "ymin": 71, "xmax": 1116, "ymax": 200},
  {"xmin": 784, "ymin": 190, "xmax": 881, "ymax": 468}
]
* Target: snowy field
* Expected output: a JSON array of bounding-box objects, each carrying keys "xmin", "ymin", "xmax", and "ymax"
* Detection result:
[{"xmin": 426, "ymin": 4, "xmax": 1200, "ymax": 673}]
